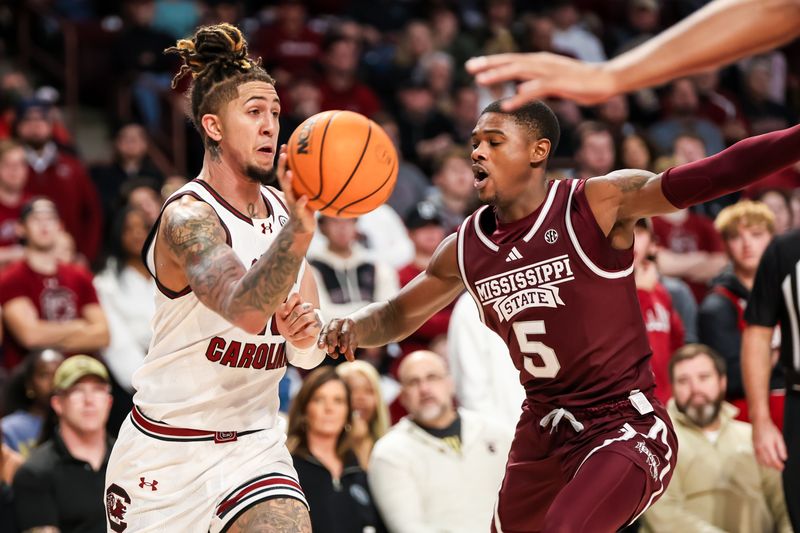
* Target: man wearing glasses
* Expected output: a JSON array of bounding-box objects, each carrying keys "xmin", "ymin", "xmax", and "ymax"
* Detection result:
[{"xmin": 12, "ymin": 355, "xmax": 113, "ymax": 533}]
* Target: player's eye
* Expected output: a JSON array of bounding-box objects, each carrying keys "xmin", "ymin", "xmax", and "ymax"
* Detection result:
[
  {"xmin": 471, "ymin": 143, "xmax": 479, "ymax": 150},
  {"xmin": 489, "ymin": 140, "xmax": 501, "ymax": 146},
  {"xmin": 249, "ymin": 109, "xmax": 260, "ymax": 115},
  {"xmin": 272, "ymin": 111, "xmax": 279, "ymax": 117}
]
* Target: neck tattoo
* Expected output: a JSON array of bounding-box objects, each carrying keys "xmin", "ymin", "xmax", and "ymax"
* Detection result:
[{"xmin": 247, "ymin": 202, "xmax": 256, "ymax": 218}]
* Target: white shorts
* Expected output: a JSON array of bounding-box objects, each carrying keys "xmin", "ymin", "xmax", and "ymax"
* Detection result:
[{"xmin": 105, "ymin": 407, "xmax": 308, "ymax": 533}]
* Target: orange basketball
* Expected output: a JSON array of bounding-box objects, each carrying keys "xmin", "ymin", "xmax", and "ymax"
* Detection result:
[{"xmin": 287, "ymin": 110, "xmax": 398, "ymax": 218}]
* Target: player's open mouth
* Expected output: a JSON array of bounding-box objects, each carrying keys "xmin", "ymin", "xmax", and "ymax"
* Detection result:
[
  {"xmin": 257, "ymin": 146, "xmax": 274, "ymax": 154},
  {"xmin": 473, "ymin": 164, "xmax": 489, "ymax": 187}
]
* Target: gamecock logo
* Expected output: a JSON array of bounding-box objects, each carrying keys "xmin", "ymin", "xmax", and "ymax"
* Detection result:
[{"xmin": 106, "ymin": 483, "xmax": 131, "ymax": 532}]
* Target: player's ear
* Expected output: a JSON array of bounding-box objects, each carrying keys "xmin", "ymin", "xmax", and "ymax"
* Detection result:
[
  {"xmin": 530, "ymin": 138, "xmax": 551, "ymax": 165},
  {"xmin": 201, "ymin": 114, "xmax": 223, "ymax": 143}
]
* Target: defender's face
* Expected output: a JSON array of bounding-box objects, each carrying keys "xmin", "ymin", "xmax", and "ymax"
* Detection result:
[
  {"xmin": 219, "ymin": 81, "xmax": 280, "ymax": 180},
  {"xmin": 471, "ymin": 113, "xmax": 540, "ymax": 205}
]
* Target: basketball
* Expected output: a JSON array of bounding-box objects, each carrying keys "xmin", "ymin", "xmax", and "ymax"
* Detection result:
[{"xmin": 286, "ymin": 110, "xmax": 398, "ymax": 218}]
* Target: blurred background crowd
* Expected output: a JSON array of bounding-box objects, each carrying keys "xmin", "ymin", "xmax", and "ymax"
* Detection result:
[{"xmin": 0, "ymin": 0, "xmax": 798, "ymax": 531}]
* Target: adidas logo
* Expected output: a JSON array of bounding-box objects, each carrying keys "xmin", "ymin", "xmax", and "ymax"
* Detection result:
[{"xmin": 505, "ymin": 246, "xmax": 523, "ymax": 262}]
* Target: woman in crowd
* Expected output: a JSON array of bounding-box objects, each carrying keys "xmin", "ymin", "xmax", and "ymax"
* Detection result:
[
  {"xmin": 336, "ymin": 361, "xmax": 390, "ymax": 469},
  {"xmin": 1, "ymin": 349, "xmax": 63, "ymax": 456},
  {"xmin": 288, "ymin": 367, "xmax": 385, "ymax": 533},
  {"xmin": 93, "ymin": 206, "xmax": 154, "ymax": 434}
]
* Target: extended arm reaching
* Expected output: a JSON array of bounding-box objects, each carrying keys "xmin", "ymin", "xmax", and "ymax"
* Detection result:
[
  {"xmin": 318, "ymin": 234, "xmax": 464, "ymax": 360},
  {"xmin": 584, "ymin": 124, "xmax": 800, "ymax": 243},
  {"xmin": 467, "ymin": 0, "xmax": 800, "ymax": 107}
]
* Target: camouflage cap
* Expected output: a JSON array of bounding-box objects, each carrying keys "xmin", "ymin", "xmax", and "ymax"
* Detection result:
[{"xmin": 53, "ymin": 355, "xmax": 109, "ymax": 392}]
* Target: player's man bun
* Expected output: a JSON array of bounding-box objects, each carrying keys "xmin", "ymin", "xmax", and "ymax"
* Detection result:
[
  {"xmin": 163, "ymin": 23, "xmax": 275, "ymax": 155},
  {"xmin": 166, "ymin": 23, "xmax": 261, "ymax": 89}
]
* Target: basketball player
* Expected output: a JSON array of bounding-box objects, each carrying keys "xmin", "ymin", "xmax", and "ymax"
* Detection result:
[
  {"xmin": 320, "ymin": 100, "xmax": 800, "ymax": 531},
  {"xmin": 105, "ymin": 24, "xmax": 326, "ymax": 532},
  {"xmin": 465, "ymin": 0, "xmax": 800, "ymax": 108}
]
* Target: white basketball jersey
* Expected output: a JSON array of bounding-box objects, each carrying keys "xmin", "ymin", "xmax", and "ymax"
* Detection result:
[{"xmin": 133, "ymin": 179, "xmax": 303, "ymax": 431}]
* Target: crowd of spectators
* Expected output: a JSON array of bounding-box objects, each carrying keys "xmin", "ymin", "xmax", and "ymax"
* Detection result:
[{"xmin": 0, "ymin": 0, "xmax": 799, "ymax": 531}]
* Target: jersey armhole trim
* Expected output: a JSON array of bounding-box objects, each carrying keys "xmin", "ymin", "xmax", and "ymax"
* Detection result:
[
  {"xmin": 565, "ymin": 179, "xmax": 634, "ymax": 279},
  {"xmin": 457, "ymin": 212, "xmax": 486, "ymax": 323},
  {"xmin": 145, "ymin": 191, "xmax": 233, "ymax": 300}
]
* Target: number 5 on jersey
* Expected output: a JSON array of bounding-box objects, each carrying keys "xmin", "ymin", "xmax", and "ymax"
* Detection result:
[{"xmin": 513, "ymin": 320, "xmax": 560, "ymax": 378}]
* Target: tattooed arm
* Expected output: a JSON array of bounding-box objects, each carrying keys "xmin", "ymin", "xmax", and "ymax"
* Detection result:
[
  {"xmin": 160, "ymin": 199, "xmax": 311, "ymax": 333},
  {"xmin": 227, "ymin": 497, "xmax": 311, "ymax": 533},
  {"xmin": 319, "ymin": 234, "xmax": 464, "ymax": 360},
  {"xmin": 160, "ymin": 151, "xmax": 316, "ymax": 334}
]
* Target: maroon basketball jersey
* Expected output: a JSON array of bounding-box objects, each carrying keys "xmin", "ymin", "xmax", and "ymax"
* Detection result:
[{"xmin": 457, "ymin": 179, "xmax": 654, "ymax": 407}]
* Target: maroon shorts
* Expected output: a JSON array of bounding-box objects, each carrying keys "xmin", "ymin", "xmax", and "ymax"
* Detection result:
[{"xmin": 492, "ymin": 393, "xmax": 677, "ymax": 533}]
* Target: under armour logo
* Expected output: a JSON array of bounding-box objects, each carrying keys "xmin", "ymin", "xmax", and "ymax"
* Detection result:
[
  {"xmin": 544, "ymin": 229, "xmax": 558, "ymax": 244},
  {"xmin": 261, "ymin": 222, "xmax": 272, "ymax": 234},
  {"xmin": 139, "ymin": 477, "xmax": 158, "ymax": 491}
]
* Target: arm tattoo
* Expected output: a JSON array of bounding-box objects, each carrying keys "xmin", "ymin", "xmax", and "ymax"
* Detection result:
[
  {"xmin": 355, "ymin": 299, "xmax": 402, "ymax": 347},
  {"xmin": 227, "ymin": 497, "xmax": 312, "ymax": 533},
  {"xmin": 162, "ymin": 201, "xmax": 306, "ymax": 325},
  {"xmin": 230, "ymin": 220, "xmax": 304, "ymax": 317},
  {"xmin": 609, "ymin": 169, "xmax": 656, "ymax": 193}
]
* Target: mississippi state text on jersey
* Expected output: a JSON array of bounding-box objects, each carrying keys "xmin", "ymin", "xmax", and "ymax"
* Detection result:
[{"xmin": 457, "ymin": 179, "xmax": 654, "ymax": 406}]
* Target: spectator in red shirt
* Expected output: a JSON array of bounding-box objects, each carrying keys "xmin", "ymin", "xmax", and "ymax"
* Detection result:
[
  {"xmin": 0, "ymin": 140, "xmax": 29, "ymax": 269},
  {"xmin": 397, "ymin": 201, "xmax": 452, "ymax": 357},
  {"xmin": 14, "ymin": 99, "xmax": 103, "ymax": 262},
  {"xmin": 251, "ymin": 0, "xmax": 322, "ymax": 84},
  {"xmin": 634, "ymin": 219, "xmax": 685, "ymax": 403},
  {"xmin": 0, "ymin": 198, "xmax": 109, "ymax": 370},
  {"xmin": 318, "ymin": 35, "xmax": 382, "ymax": 118},
  {"xmin": 653, "ymin": 209, "xmax": 727, "ymax": 302},
  {"xmin": 653, "ymin": 134, "xmax": 727, "ymax": 301}
]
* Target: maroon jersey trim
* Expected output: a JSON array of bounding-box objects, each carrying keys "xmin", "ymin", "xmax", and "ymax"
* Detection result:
[
  {"xmin": 522, "ymin": 179, "xmax": 561, "ymax": 242},
  {"xmin": 457, "ymin": 213, "xmax": 485, "ymax": 323},
  {"xmin": 564, "ymin": 179, "xmax": 634, "ymax": 279},
  {"xmin": 472, "ymin": 180, "xmax": 562, "ymax": 252}
]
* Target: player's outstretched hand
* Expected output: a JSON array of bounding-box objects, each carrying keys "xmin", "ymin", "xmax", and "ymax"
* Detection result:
[
  {"xmin": 276, "ymin": 293, "xmax": 322, "ymax": 350},
  {"xmin": 317, "ymin": 318, "xmax": 358, "ymax": 362},
  {"xmin": 465, "ymin": 53, "xmax": 618, "ymax": 108},
  {"xmin": 276, "ymin": 145, "xmax": 316, "ymax": 235},
  {"xmin": 752, "ymin": 417, "xmax": 788, "ymax": 471}
]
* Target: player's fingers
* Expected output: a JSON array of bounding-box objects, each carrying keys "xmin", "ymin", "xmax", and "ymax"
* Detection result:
[
  {"xmin": 321, "ymin": 320, "xmax": 342, "ymax": 353},
  {"xmin": 344, "ymin": 346, "xmax": 356, "ymax": 362},
  {"xmin": 500, "ymin": 81, "xmax": 548, "ymax": 111},
  {"xmin": 275, "ymin": 144, "xmax": 287, "ymax": 179},
  {"xmin": 338, "ymin": 319, "xmax": 354, "ymax": 356},
  {"xmin": 465, "ymin": 54, "xmax": 519, "ymax": 74},
  {"xmin": 289, "ymin": 311, "xmax": 317, "ymax": 336},
  {"xmin": 287, "ymin": 299, "xmax": 308, "ymax": 324},
  {"xmin": 776, "ymin": 432, "xmax": 789, "ymax": 462},
  {"xmin": 474, "ymin": 62, "xmax": 531, "ymax": 86},
  {"xmin": 758, "ymin": 440, "xmax": 784, "ymax": 471},
  {"xmin": 278, "ymin": 173, "xmax": 299, "ymax": 210},
  {"xmin": 298, "ymin": 321, "xmax": 322, "ymax": 339}
]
